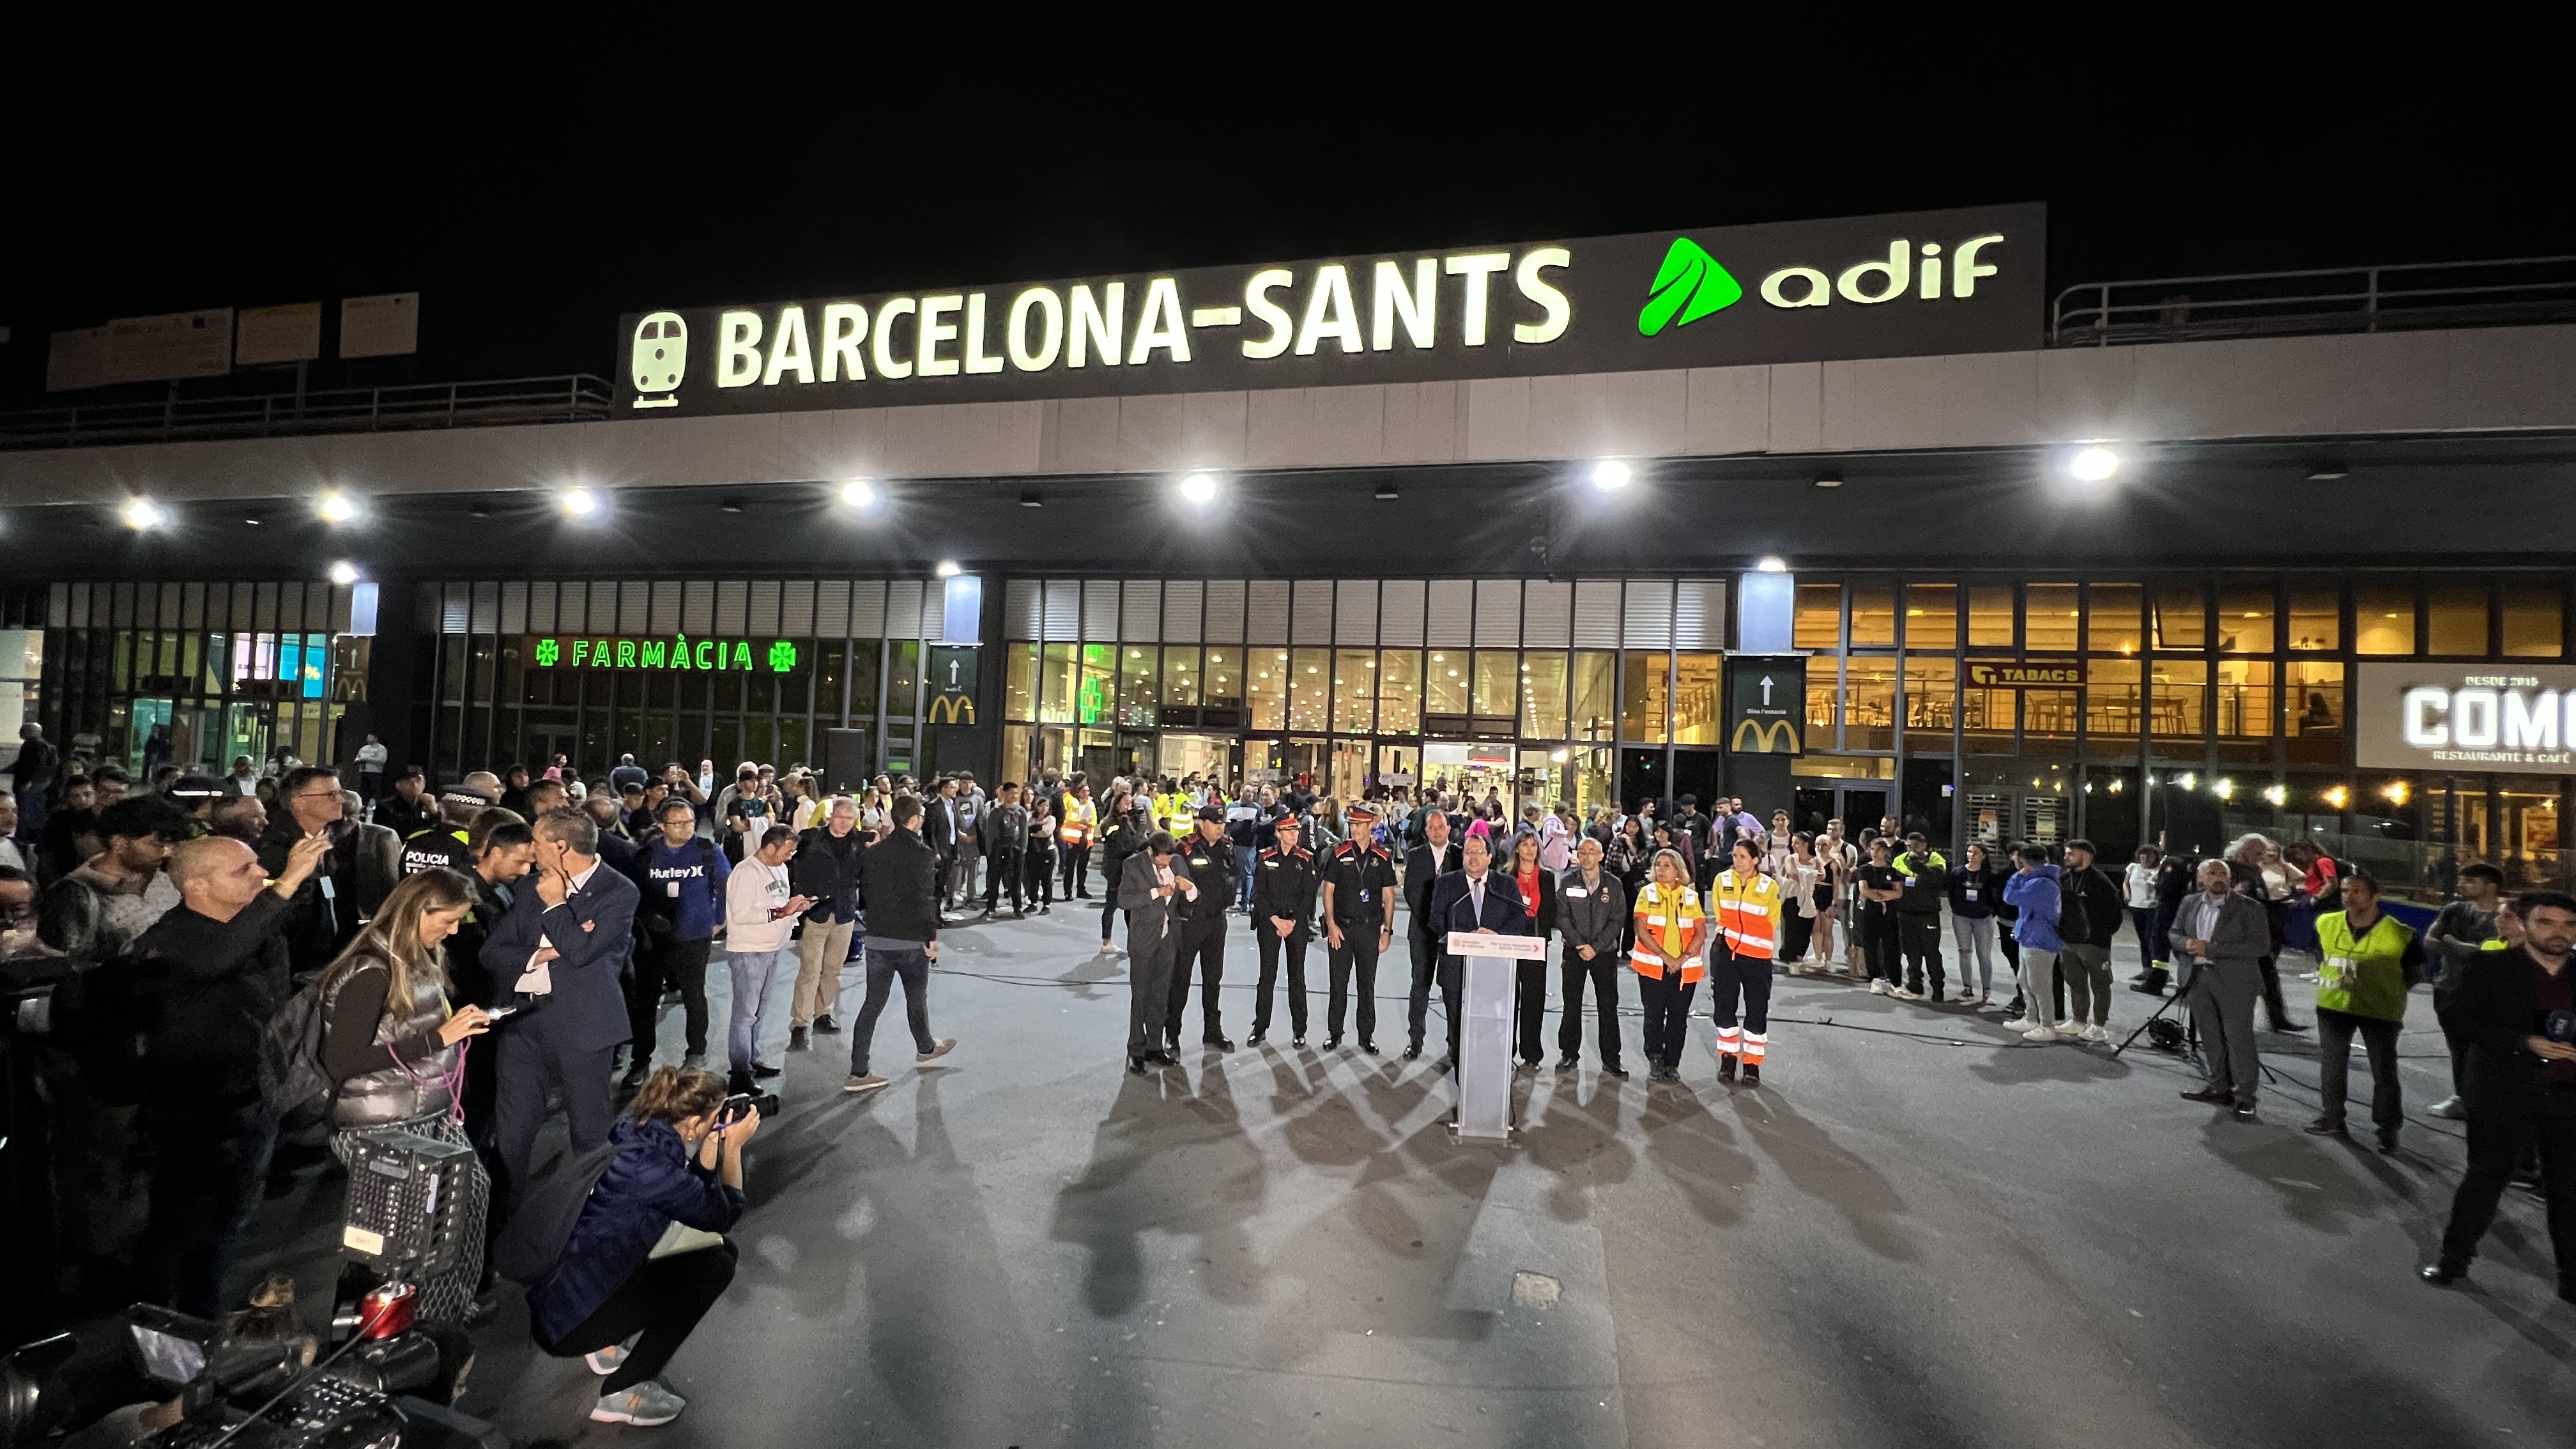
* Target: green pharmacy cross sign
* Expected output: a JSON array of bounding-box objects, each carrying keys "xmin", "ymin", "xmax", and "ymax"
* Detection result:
[{"xmin": 526, "ymin": 635, "xmax": 797, "ymax": 673}]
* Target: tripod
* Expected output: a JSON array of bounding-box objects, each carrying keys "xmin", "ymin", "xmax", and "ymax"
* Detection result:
[{"xmin": 2113, "ymin": 962, "xmax": 2281, "ymax": 1085}]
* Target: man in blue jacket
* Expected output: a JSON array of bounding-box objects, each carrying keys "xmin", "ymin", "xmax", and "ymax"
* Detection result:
[
  {"xmin": 490, "ymin": 807, "xmax": 643, "ymax": 1218},
  {"xmin": 630, "ymin": 800, "xmax": 730, "ymax": 1086}
]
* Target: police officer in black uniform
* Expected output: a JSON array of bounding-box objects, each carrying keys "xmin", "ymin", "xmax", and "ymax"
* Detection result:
[
  {"xmin": 1321, "ymin": 801, "xmax": 1399, "ymax": 1052},
  {"xmin": 401, "ymin": 784, "xmax": 494, "ymax": 877},
  {"xmin": 1248, "ymin": 813, "xmax": 1320, "ymax": 1046},
  {"xmin": 1168, "ymin": 806, "xmax": 1242, "ymax": 1051}
]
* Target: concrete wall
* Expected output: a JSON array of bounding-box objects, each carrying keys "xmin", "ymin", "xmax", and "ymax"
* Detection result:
[{"xmin": 4, "ymin": 325, "xmax": 2573, "ymax": 507}]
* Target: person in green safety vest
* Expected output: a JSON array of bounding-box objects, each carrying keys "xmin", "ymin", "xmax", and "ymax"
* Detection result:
[{"xmin": 2307, "ymin": 868, "xmax": 2425, "ymax": 1153}]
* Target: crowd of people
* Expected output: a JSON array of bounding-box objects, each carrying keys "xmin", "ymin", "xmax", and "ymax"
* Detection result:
[{"xmin": 6, "ymin": 720, "xmax": 2573, "ymax": 1429}]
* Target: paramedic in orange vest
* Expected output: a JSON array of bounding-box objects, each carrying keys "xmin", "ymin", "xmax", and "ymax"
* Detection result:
[
  {"xmin": 1710, "ymin": 837, "xmax": 1785, "ymax": 1086},
  {"xmin": 1631, "ymin": 847, "xmax": 1707, "ymax": 1083},
  {"xmin": 1058, "ymin": 777, "xmax": 1098, "ymax": 900}
]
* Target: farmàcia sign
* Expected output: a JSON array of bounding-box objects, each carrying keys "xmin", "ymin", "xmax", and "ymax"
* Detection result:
[
  {"xmin": 616, "ymin": 203, "xmax": 2043, "ymax": 417},
  {"xmin": 528, "ymin": 635, "xmax": 798, "ymax": 673}
]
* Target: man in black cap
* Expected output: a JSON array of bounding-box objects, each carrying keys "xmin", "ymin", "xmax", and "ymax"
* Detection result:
[
  {"xmin": 1248, "ymin": 812, "xmax": 1320, "ymax": 1047},
  {"xmin": 1321, "ymin": 801, "xmax": 1399, "ymax": 1052},
  {"xmin": 402, "ymin": 783, "xmax": 497, "ymax": 877},
  {"xmin": 1167, "ymin": 805, "xmax": 1241, "ymax": 1050},
  {"xmin": 376, "ymin": 763, "xmax": 436, "ymax": 837}
]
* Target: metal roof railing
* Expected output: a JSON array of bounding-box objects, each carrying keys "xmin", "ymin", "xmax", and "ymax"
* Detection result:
[
  {"xmin": 0, "ymin": 373, "xmax": 615, "ymax": 450},
  {"xmin": 2050, "ymin": 255, "xmax": 2576, "ymax": 346}
]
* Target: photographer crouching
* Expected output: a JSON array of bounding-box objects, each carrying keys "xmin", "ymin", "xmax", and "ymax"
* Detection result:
[{"xmin": 512, "ymin": 1067, "xmax": 755, "ymax": 1428}]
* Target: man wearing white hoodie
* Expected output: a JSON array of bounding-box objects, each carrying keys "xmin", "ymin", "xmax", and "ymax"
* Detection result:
[{"xmin": 724, "ymin": 825, "xmax": 813, "ymax": 1092}]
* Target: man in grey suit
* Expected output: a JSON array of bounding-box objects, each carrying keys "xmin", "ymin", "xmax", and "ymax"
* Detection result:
[
  {"xmin": 488, "ymin": 806, "xmax": 641, "ymax": 1213},
  {"xmin": 1119, "ymin": 831, "xmax": 1188, "ymax": 1073},
  {"xmin": 2172, "ymin": 857, "xmax": 2273, "ymax": 1121}
]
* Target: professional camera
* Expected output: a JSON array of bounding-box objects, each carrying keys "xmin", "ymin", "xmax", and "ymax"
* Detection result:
[{"xmin": 723, "ymin": 1089, "xmax": 779, "ymax": 1124}]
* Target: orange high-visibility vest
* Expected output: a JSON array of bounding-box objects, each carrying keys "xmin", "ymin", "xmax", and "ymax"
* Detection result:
[
  {"xmin": 1060, "ymin": 795, "xmax": 1096, "ymax": 847},
  {"xmin": 1711, "ymin": 868, "xmax": 1782, "ymax": 960},
  {"xmin": 1630, "ymin": 882, "xmax": 1706, "ymax": 982}
]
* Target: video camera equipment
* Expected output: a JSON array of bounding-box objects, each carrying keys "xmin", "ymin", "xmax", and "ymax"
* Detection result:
[{"xmin": 338, "ymin": 1133, "xmax": 478, "ymax": 1287}]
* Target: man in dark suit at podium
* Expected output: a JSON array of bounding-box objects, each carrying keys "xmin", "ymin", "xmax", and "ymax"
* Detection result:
[
  {"xmin": 1425, "ymin": 832, "xmax": 1528, "ymax": 1073},
  {"xmin": 487, "ymin": 806, "xmax": 641, "ymax": 1216}
]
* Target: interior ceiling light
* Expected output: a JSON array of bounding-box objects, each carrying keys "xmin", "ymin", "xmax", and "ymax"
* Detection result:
[
  {"xmin": 317, "ymin": 491, "xmax": 358, "ymax": 523},
  {"xmin": 1179, "ymin": 472, "xmax": 1219, "ymax": 504},
  {"xmin": 2306, "ymin": 460, "xmax": 2348, "ymax": 481},
  {"xmin": 1590, "ymin": 459, "xmax": 1631, "ymax": 491},
  {"xmin": 718, "ymin": 497, "xmax": 747, "ymax": 514},
  {"xmin": 1374, "ymin": 480, "xmax": 1398, "ymax": 501},
  {"xmin": 121, "ymin": 498, "xmax": 167, "ymax": 530},
  {"xmin": 2067, "ymin": 446, "xmax": 2120, "ymax": 482},
  {"xmin": 327, "ymin": 561, "xmax": 360, "ymax": 586},
  {"xmin": 558, "ymin": 487, "xmax": 598, "ymax": 516},
  {"xmin": 1813, "ymin": 471, "xmax": 1843, "ymax": 489},
  {"xmin": 841, "ymin": 479, "xmax": 876, "ymax": 507},
  {"xmin": 1020, "ymin": 489, "xmax": 1044, "ymax": 508}
]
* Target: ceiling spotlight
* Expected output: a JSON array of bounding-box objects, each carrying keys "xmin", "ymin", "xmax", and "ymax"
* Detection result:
[
  {"xmin": 467, "ymin": 501, "xmax": 492, "ymax": 519},
  {"xmin": 2067, "ymin": 446, "xmax": 2120, "ymax": 483},
  {"xmin": 841, "ymin": 479, "xmax": 876, "ymax": 507},
  {"xmin": 121, "ymin": 498, "xmax": 167, "ymax": 531},
  {"xmin": 718, "ymin": 497, "xmax": 747, "ymax": 514},
  {"xmin": 935, "ymin": 560, "xmax": 962, "ymax": 578},
  {"xmin": 317, "ymin": 491, "xmax": 358, "ymax": 523},
  {"xmin": 327, "ymin": 560, "xmax": 360, "ymax": 586},
  {"xmin": 1813, "ymin": 471, "xmax": 1843, "ymax": 489},
  {"xmin": 1179, "ymin": 472, "xmax": 1219, "ymax": 505},
  {"xmin": 2306, "ymin": 461, "xmax": 2347, "ymax": 481},
  {"xmin": 1373, "ymin": 480, "xmax": 1399, "ymax": 502},
  {"xmin": 1755, "ymin": 555, "xmax": 1788, "ymax": 574},
  {"xmin": 1020, "ymin": 489, "xmax": 1044, "ymax": 508},
  {"xmin": 559, "ymin": 487, "xmax": 598, "ymax": 516},
  {"xmin": 1590, "ymin": 459, "xmax": 1631, "ymax": 491}
]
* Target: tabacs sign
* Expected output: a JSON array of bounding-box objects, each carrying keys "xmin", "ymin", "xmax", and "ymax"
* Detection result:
[
  {"xmin": 617, "ymin": 204, "xmax": 2043, "ymax": 416},
  {"xmin": 2355, "ymin": 664, "xmax": 2576, "ymax": 776},
  {"xmin": 527, "ymin": 635, "xmax": 798, "ymax": 673},
  {"xmin": 1968, "ymin": 661, "xmax": 2088, "ymax": 687}
]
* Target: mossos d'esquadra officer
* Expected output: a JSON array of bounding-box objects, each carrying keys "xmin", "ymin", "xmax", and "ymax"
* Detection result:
[
  {"xmin": 1248, "ymin": 812, "xmax": 1320, "ymax": 1047},
  {"xmin": 1319, "ymin": 802, "xmax": 1398, "ymax": 1054},
  {"xmin": 1167, "ymin": 806, "xmax": 1242, "ymax": 1052}
]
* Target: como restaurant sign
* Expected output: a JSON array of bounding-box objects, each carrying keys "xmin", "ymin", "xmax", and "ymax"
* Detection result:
[
  {"xmin": 2354, "ymin": 663, "xmax": 2576, "ymax": 775},
  {"xmin": 616, "ymin": 204, "xmax": 2043, "ymax": 415}
]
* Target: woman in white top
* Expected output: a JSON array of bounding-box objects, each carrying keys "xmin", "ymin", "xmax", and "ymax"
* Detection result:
[
  {"xmin": 2126, "ymin": 845, "xmax": 2164, "ymax": 974},
  {"xmin": 723, "ymin": 824, "xmax": 814, "ymax": 1092},
  {"xmin": 1781, "ymin": 832, "xmax": 1823, "ymax": 970}
]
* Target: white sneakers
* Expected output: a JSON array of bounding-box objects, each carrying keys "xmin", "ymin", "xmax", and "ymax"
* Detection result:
[
  {"xmin": 2053, "ymin": 1019, "xmax": 2082, "ymax": 1034},
  {"xmin": 2002, "ymin": 1016, "xmax": 2038, "ymax": 1033},
  {"xmin": 592, "ymin": 1379, "xmax": 688, "ymax": 1426},
  {"xmin": 2426, "ymin": 1095, "xmax": 2469, "ymax": 1119},
  {"xmin": 2022, "ymin": 1025, "xmax": 2060, "ymax": 1042},
  {"xmin": 917, "ymin": 1038, "xmax": 958, "ymax": 1064},
  {"xmin": 1869, "ymin": 979, "xmax": 1891, "ymax": 995},
  {"xmin": 1890, "ymin": 986, "xmax": 1922, "ymax": 1001},
  {"xmin": 2080, "ymin": 1024, "xmax": 2111, "ymax": 1044}
]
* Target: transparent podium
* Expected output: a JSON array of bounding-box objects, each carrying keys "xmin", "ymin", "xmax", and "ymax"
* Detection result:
[{"xmin": 1446, "ymin": 931, "xmax": 1545, "ymax": 1142}]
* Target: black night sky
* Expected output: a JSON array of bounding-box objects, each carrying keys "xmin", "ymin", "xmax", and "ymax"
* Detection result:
[{"xmin": 1, "ymin": 27, "xmax": 2557, "ymax": 408}]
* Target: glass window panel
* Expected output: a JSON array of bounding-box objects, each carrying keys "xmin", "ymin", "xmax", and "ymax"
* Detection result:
[
  {"xmin": 1288, "ymin": 648, "xmax": 1330, "ymax": 732},
  {"xmin": 1246, "ymin": 647, "xmax": 1288, "ymax": 732},
  {"xmin": 1426, "ymin": 648, "xmax": 1468, "ymax": 716},
  {"xmin": 1334, "ymin": 649, "xmax": 1375, "ymax": 733},
  {"xmin": 1522, "ymin": 652, "xmax": 1568, "ymax": 739},
  {"xmin": 1903, "ymin": 657, "xmax": 1956, "ymax": 747},
  {"xmin": 2503, "ymin": 582, "xmax": 2564, "ymax": 658},
  {"xmin": 2287, "ymin": 661, "xmax": 2343, "ymax": 764},
  {"xmin": 1844, "ymin": 656, "xmax": 1895, "ymax": 751},
  {"xmin": 1805, "ymin": 666, "xmax": 1839, "ymax": 751},
  {"xmin": 2426, "ymin": 583, "xmax": 2489, "ymax": 656},
  {"xmin": 1620, "ymin": 652, "xmax": 1670, "ymax": 745},
  {"xmin": 888, "ymin": 641, "xmax": 921, "ymax": 717},
  {"xmin": 2152, "ymin": 585, "xmax": 2205, "ymax": 651},
  {"xmin": 1117, "ymin": 645, "xmax": 1158, "ymax": 726},
  {"xmin": 1079, "ymin": 644, "xmax": 1117, "ymax": 726},
  {"xmin": 2216, "ymin": 659, "xmax": 2274, "ymax": 737},
  {"xmin": 1848, "ymin": 586, "xmax": 1896, "ymax": 647},
  {"xmin": 1904, "ymin": 584, "xmax": 1958, "ymax": 652},
  {"xmin": 817, "ymin": 643, "xmax": 847, "ymax": 723},
  {"xmin": 1967, "ymin": 586, "xmax": 2015, "ymax": 648},
  {"xmin": 2219, "ymin": 583, "xmax": 2274, "ymax": 654},
  {"xmin": 1472, "ymin": 652, "xmax": 1519, "ymax": 720},
  {"xmin": 1377, "ymin": 650, "xmax": 1422, "ymax": 735},
  {"xmin": 1963, "ymin": 667, "xmax": 2014, "ymax": 753},
  {"xmin": 2025, "ymin": 689, "xmax": 2079, "ymax": 757},
  {"xmin": 2150, "ymin": 657, "xmax": 2207, "ymax": 738},
  {"xmin": 2354, "ymin": 583, "xmax": 2413, "ymax": 656},
  {"xmin": 1673, "ymin": 653, "xmax": 1720, "ymax": 744},
  {"xmin": 1162, "ymin": 647, "xmax": 1200, "ymax": 708},
  {"xmin": 1202, "ymin": 647, "xmax": 1243, "ymax": 714},
  {"xmin": 1570, "ymin": 650, "xmax": 1614, "ymax": 742},
  {"xmin": 1004, "ymin": 643, "xmax": 1038, "ymax": 721},
  {"xmin": 1039, "ymin": 643, "xmax": 1077, "ymax": 724},
  {"xmin": 1794, "ymin": 584, "xmax": 1842, "ymax": 650},
  {"xmin": 2025, "ymin": 584, "xmax": 2080, "ymax": 651},
  {"xmin": 2086, "ymin": 659, "xmax": 2142, "ymax": 744},
  {"xmin": 2088, "ymin": 584, "xmax": 2142, "ymax": 656},
  {"xmin": 2288, "ymin": 582, "xmax": 2340, "ymax": 652}
]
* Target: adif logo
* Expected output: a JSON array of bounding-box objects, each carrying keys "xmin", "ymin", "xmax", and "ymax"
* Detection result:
[
  {"xmin": 631, "ymin": 310, "xmax": 687, "ymax": 409},
  {"xmin": 1638, "ymin": 238, "xmax": 1742, "ymax": 336},
  {"xmin": 1641, "ymin": 233, "xmax": 2008, "ymax": 335}
]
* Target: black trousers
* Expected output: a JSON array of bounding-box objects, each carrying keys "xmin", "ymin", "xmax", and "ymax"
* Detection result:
[
  {"xmin": 2314, "ymin": 1008, "xmax": 2402, "ymax": 1134},
  {"xmin": 1858, "ymin": 907, "xmax": 1901, "ymax": 985},
  {"xmin": 1254, "ymin": 926, "xmax": 1312, "ymax": 1038},
  {"xmin": 141, "ymin": 1099, "xmax": 278, "ymax": 1318},
  {"xmin": 1406, "ymin": 925, "xmax": 1440, "ymax": 1048},
  {"xmin": 1709, "ymin": 946, "xmax": 1772, "ymax": 1034},
  {"xmin": 2256, "ymin": 955, "xmax": 2295, "ymax": 1027},
  {"xmin": 1781, "ymin": 910, "xmax": 1815, "ymax": 962},
  {"xmin": 495, "ymin": 1029, "xmax": 617, "ymax": 1222},
  {"xmin": 628, "ymin": 935, "xmax": 712, "ymax": 1061},
  {"xmin": 985, "ymin": 847, "xmax": 1025, "ymax": 912},
  {"xmin": 541, "ymin": 1241, "xmax": 739, "ymax": 1395},
  {"xmin": 1897, "ymin": 912, "xmax": 1944, "ymax": 993},
  {"xmin": 1168, "ymin": 916, "xmax": 1229, "ymax": 1042},
  {"xmin": 1025, "ymin": 847, "xmax": 1057, "ymax": 907},
  {"xmin": 1639, "ymin": 971, "xmax": 1696, "ymax": 1070},
  {"xmin": 1062, "ymin": 843, "xmax": 1092, "ymax": 898},
  {"xmin": 1328, "ymin": 924, "xmax": 1384, "ymax": 1043},
  {"xmin": 1558, "ymin": 951, "xmax": 1622, "ymax": 1066},
  {"xmin": 2434, "ymin": 992, "xmax": 2472, "ymax": 1097},
  {"xmin": 1513, "ymin": 954, "xmax": 1551, "ymax": 1064},
  {"xmin": 2439, "ymin": 1082, "xmax": 2576, "ymax": 1276}
]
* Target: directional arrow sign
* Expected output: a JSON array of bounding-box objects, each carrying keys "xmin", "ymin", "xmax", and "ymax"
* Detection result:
[{"xmin": 1759, "ymin": 675, "xmax": 1774, "ymax": 705}]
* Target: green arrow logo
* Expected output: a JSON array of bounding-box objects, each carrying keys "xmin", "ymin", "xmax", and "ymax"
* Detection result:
[{"xmin": 1637, "ymin": 237, "xmax": 1744, "ymax": 337}]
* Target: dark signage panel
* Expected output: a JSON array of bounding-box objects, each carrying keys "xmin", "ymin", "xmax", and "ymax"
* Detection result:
[
  {"xmin": 1728, "ymin": 656, "xmax": 1807, "ymax": 755},
  {"xmin": 616, "ymin": 204, "xmax": 2044, "ymax": 417}
]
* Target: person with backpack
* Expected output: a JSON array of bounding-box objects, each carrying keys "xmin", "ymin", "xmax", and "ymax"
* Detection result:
[
  {"xmin": 628, "ymin": 801, "xmax": 730, "ymax": 1087},
  {"xmin": 514, "ymin": 1067, "xmax": 755, "ymax": 1427}
]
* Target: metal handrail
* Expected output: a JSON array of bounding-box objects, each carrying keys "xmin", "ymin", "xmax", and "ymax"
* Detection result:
[
  {"xmin": 2050, "ymin": 254, "xmax": 2576, "ymax": 346},
  {"xmin": 0, "ymin": 373, "xmax": 616, "ymax": 450}
]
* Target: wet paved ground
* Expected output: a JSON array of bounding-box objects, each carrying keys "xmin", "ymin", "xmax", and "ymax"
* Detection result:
[{"xmin": 237, "ymin": 903, "xmax": 2573, "ymax": 1447}]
